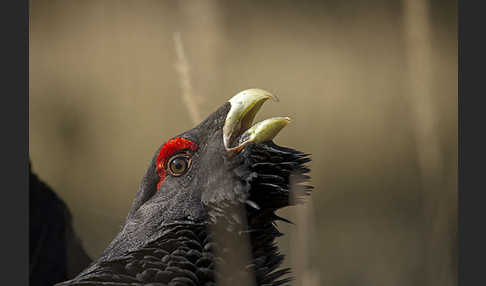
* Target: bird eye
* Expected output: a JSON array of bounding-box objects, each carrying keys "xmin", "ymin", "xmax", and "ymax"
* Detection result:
[{"xmin": 167, "ymin": 154, "xmax": 190, "ymax": 176}]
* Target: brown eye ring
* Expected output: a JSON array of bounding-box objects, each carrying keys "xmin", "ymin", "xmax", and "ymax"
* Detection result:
[{"xmin": 167, "ymin": 153, "xmax": 191, "ymax": 176}]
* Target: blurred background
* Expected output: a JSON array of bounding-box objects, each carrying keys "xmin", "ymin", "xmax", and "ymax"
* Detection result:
[{"xmin": 29, "ymin": 0, "xmax": 457, "ymax": 286}]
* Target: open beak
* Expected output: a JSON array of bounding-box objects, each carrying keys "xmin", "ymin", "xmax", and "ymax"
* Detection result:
[{"xmin": 223, "ymin": 88, "xmax": 291, "ymax": 153}]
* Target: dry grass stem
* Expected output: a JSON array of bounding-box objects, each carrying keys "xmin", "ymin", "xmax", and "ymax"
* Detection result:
[{"xmin": 173, "ymin": 31, "xmax": 202, "ymax": 125}]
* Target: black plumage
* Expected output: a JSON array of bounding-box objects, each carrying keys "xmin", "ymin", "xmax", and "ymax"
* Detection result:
[
  {"xmin": 30, "ymin": 161, "xmax": 92, "ymax": 286},
  {"xmin": 56, "ymin": 96, "xmax": 312, "ymax": 286}
]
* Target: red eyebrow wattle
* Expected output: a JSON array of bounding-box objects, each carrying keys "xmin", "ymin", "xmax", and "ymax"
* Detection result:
[{"xmin": 156, "ymin": 137, "xmax": 198, "ymax": 190}]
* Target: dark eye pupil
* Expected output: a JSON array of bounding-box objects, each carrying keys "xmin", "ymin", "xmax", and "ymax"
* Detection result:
[{"xmin": 170, "ymin": 157, "xmax": 188, "ymax": 174}]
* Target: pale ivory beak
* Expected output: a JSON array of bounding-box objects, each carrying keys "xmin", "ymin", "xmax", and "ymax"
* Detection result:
[{"xmin": 223, "ymin": 88, "xmax": 291, "ymax": 153}]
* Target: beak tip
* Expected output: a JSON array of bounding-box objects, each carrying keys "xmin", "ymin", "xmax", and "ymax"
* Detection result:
[
  {"xmin": 269, "ymin": 92, "xmax": 279, "ymax": 103},
  {"xmin": 235, "ymin": 88, "xmax": 278, "ymax": 103}
]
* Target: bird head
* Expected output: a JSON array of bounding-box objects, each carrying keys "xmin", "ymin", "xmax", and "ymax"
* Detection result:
[{"xmin": 60, "ymin": 89, "xmax": 312, "ymax": 286}]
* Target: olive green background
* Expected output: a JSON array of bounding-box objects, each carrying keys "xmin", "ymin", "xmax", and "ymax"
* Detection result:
[{"xmin": 29, "ymin": 1, "xmax": 457, "ymax": 285}]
